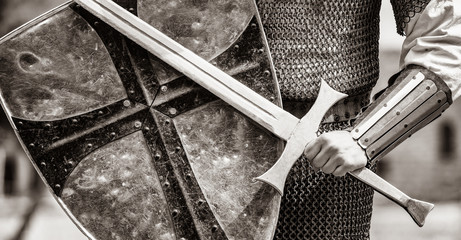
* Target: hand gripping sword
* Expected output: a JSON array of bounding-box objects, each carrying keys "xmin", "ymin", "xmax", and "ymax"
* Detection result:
[{"xmin": 75, "ymin": 0, "xmax": 434, "ymax": 227}]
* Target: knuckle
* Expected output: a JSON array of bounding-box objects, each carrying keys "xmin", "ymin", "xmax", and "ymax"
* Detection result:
[
  {"xmin": 312, "ymin": 159, "xmax": 322, "ymax": 168},
  {"xmin": 336, "ymin": 157, "xmax": 346, "ymax": 165},
  {"xmin": 323, "ymin": 167, "xmax": 334, "ymax": 174}
]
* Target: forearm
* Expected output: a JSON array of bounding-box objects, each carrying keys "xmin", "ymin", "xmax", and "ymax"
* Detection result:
[
  {"xmin": 349, "ymin": 0, "xmax": 461, "ymax": 166},
  {"xmin": 350, "ymin": 66, "xmax": 452, "ymax": 165}
]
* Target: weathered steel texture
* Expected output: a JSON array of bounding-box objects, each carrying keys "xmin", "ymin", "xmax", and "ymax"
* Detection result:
[
  {"xmin": 150, "ymin": 109, "xmax": 227, "ymax": 239},
  {"xmin": 14, "ymin": 100, "xmax": 149, "ymax": 194},
  {"xmin": 71, "ymin": 3, "xmax": 146, "ymax": 105},
  {"xmin": 174, "ymin": 101, "xmax": 281, "ymax": 239},
  {"xmin": 152, "ymin": 77, "xmax": 218, "ymax": 117},
  {"xmin": 125, "ymin": 39, "xmax": 160, "ymax": 105},
  {"xmin": 0, "ymin": 0, "xmax": 282, "ymax": 239},
  {"xmin": 0, "ymin": 8, "xmax": 126, "ymax": 121},
  {"xmin": 138, "ymin": 0, "xmax": 254, "ymax": 61},
  {"xmin": 62, "ymin": 131, "xmax": 176, "ymax": 240}
]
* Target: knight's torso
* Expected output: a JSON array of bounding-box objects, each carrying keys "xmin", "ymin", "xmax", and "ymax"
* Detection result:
[
  {"xmin": 256, "ymin": 1, "xmax": 382, "ymax": 239},
  {"xmin": 257, "ymin": 0, "xmax": 381, "ymax": 102}
]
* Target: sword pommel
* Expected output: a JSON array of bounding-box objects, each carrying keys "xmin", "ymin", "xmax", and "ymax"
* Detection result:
[
  {"xmin": 406, "ymin": 198, "xmax": 434, "ymax": 227},
  {"xmin": 255, "ymin": 80, "xmax": 347, "ymax": 195}
]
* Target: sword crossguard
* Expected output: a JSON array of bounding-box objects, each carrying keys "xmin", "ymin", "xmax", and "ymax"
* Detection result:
[
  {"xmin": 255, "ymin": 80, "xmax": 347, "ymax": 195},
  {"xmin": 75, "ymin": 0, "xmax": 434, "ymax": 226},
  {"xmin": 256, "ymin": 81, "xmax": 435, "ymax": 226}
]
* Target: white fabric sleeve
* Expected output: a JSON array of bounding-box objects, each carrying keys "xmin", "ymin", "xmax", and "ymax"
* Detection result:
[{"xmin": 401, "ymin": 0, "xmax": 461, "ymax": 100}]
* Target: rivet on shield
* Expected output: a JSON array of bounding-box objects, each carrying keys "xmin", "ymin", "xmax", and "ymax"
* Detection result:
[
  {"xmin": 154, "ymin": 152, "xmax": 161, "ymax": 160},
  {"xmin": 40, "ymin": 162, "xmax": 46, "ymax": 167},
  {"xmin": 211, "ymin": 225, "xmax": 219, "ymax": 233},
  {"xmin": 160, "ymin": 86, "xmax": 168, "ymax": 92},
  {"xmin": 110, "ymin": 132, "xmax": 116, "ymax": 138},
  {"xmin": 72, "ymin": 118, "xmax": 78, "ymax": 123},
  {"xmin": 175, "ymin": 146, "xmax": 181, "ymax": 153},
  {"xmin": 164, "ymin": 181, "xmax": 170, "ymax": 188},
  {"xmin": 172, "ymin": 209, "xmax": 180, "ymax": 217},
  {"xmin": 55, "ymin": 184, "xmax": 61, "ymax": 189},
  {"xmin": 66, "ymin": 161, "xmax": 75, "ymax": 168},
  {"xmin": 134, "ymin": 121, "xmax": 142, "ymax": 128},
  {"xmin": 197, "ymin": 199, "xmax": 206, "ymax": 206},
  {"xmin": 169, "ymin": 108, "xmax": 177, "ymax": 115},
  {"xmin": 29, "ymin": 143, "xmax": 35, "ymax": 147},
  {"xmin": 87, "ymin": 143, "xmax": 93, "ymax": 148},
  {"xmin": 123, "ymin": 100, "xmax": 131, "ymax": 107}
]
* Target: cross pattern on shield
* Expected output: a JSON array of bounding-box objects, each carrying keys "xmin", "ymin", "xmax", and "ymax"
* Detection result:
[{"xmin": 0, "ymin": 0, "xmax": 283, "ymax": 239}]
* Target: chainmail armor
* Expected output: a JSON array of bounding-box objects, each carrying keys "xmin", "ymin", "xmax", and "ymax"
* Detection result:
[
  {"xmin": 257, "ymin": 0, "xmax": 381, "ymax": 101},
  {"xmin": 273, "ymin": 120, "xmax": 376, "ymax": 240},
  {"xmin": 255, "ymin": 1, "xmax": 385, "ymax": 239},
  {"xmin": 390, "ymin": 0, "xmax": 432, "ymax": 35}
]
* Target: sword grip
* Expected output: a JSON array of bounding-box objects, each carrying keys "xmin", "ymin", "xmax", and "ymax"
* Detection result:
[
  {"xmin": 255, "ymin": 81, "xmax": 347, "ymax": 195},
  {"xmin": 349, "ymin": 168, "xmax": 434, "ymax": 227}
]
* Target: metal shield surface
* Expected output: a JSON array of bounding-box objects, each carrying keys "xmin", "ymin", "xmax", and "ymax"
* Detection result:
[{"xmin": 0, "ymin": 0, "xmax": 282, "ymax": 239}]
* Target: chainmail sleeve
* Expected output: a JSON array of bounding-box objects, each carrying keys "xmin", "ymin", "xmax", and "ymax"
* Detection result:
[{"xmin": 390, "ymin": 0, "xmax": 432, "ymax": 35}]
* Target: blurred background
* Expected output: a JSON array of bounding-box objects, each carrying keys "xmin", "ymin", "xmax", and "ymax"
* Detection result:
[{"xmin": 0, "ymin": 1, "xmax": 460, "ymax": 239}]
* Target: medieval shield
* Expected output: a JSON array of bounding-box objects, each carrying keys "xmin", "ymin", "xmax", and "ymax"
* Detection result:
[{"xmin": 0, "ymin": 0, "xmax": 283, "ymax": 239}]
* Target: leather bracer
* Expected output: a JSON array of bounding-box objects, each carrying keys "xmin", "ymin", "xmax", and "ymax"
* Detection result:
[{"xmin": 351, "ymin": 65, "xmax": 453, "ymax": 165}]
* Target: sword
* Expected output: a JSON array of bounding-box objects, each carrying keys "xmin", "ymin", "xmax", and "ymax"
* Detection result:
[{"xmin": 75, "ymin": 0, "xmax": 433, "ymax": 227}]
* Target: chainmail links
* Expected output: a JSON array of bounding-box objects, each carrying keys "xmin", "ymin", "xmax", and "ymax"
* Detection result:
[
  {"xmin": 390, "ymin": 0, "xmax": 432, "ymax": 35},
  {"xmin": 257, "ymin": 0, "xmax": 381, "ymax": 101},
  {"xmin": 273, "ymin": 121, "xmax": 375, "ymax": 240}
]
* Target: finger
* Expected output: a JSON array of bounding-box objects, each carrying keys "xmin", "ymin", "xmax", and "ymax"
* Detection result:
[
  {"xmin": 321, "ymin": 156, "xmax": 342, "ymax": 174},
  {"xmin": 303, "ymin": 138, "xmax": 322, "ymax": 162},
  {"xmin": 311, "ymin": 147, "xmax": 330, "ymax": 169},
  {"xmin": 332, "ymin": 165, "xmax": 349, "ymax": 177}
]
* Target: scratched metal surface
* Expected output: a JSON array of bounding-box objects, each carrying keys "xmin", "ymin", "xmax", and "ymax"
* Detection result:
[
  {"xmin": 61, "ymin": 131, "xmax": 175, "ymax": 240},
  {"xmin": 0, "ymin": 0, "xmax": 283, "ymax": 239},
  {"xmin": 0, "ymin": 8, "xmax": 126, "ymax": 121},
  {"xmin": 138, "ymin": 0, "xmax": 253, "ymax": 60},
  {"xmin": 174, "ymin": 101, "xmax": 280, "ymax": 240},
  {"xmin": 138, "ymin": 0, "xmax": 255, "ymax": 87}
]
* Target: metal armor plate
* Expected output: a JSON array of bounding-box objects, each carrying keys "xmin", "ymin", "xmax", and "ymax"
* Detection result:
[{"xmin": 0, "ymin": 0, "xmax": 282, "ymax": 239}]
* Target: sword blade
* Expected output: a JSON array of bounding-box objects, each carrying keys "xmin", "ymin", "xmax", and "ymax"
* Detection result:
[
  {"xmin": 75, "ymin": 0, "xmax": 299, "ymax": 140},
  {"xmin": 75, "ymin": 0, "xmax": 433, "ymax": 226}
]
